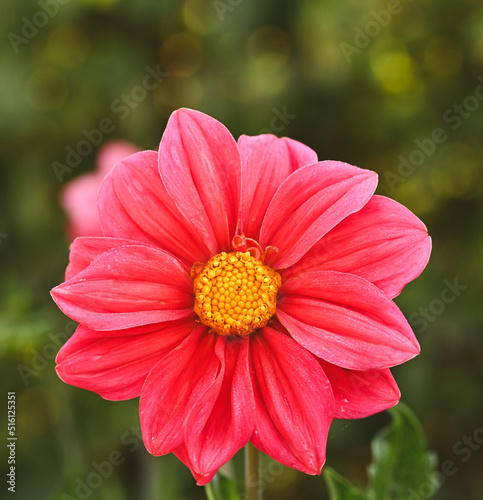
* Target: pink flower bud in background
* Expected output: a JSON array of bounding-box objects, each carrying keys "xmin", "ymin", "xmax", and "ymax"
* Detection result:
[{"xmin": 61, "ymin": 140, "xmax": 139, "ymax": 240}]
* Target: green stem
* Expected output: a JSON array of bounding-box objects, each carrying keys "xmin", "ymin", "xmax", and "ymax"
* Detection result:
[{"xmin": 245, "ymin": 442, "xmax": 262, "ymax": 500}]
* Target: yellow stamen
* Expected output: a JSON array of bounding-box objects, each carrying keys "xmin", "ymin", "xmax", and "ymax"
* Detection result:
[{"xmin": 191, "ymin": 251, "xmax": 281, "ymax": 337}]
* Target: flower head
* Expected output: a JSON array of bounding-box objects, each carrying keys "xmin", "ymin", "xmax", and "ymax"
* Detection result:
[
  {"xmin": 61, "ymin": 140, "xmax": 139, "ymax": 239},
  {"xmin": 51, "ymin": 109, "xmax": 431, "ymax": 485}
]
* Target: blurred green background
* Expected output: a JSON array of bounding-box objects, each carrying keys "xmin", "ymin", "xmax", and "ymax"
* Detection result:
[{"xmin": 1, "ymin": 0, "xmax": 482, "ymax": 498}]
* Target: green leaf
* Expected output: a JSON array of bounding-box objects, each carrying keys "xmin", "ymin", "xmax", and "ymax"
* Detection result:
[
  {"xmin": 204, "ymin": 466, "xmax": 239, "ymax": 500},
  {"xmin": 324, "ymin": 467, "xmax": 368, "ymax": 500},
  {"xmin": 367, "ymin": 403, "xmax": 439, "ymax": 500},
  {"xmin": 324, "ymin": 403, "xmax": 439, "ymax": 500}
]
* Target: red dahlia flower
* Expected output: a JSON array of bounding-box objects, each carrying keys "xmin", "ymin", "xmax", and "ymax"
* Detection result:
[
  {"xmin": 61, "ymin": 140, "xmax": 139, "ymax": 239},
  {"xmin": 51, "ymin": 108, "xmax": 431, "ymax": 485}
]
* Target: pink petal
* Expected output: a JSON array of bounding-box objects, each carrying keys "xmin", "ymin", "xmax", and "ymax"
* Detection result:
[
  {"xmin": 238, "ymin": 135, "xmax": 317, "ymax": 238},
  {"xmin": 277, "ymin": 271, "xmax": 420, "ymax": 370},
  {"xmin": 96, "ymin": 140, "xmax": 138, "ymax": 175},
  {"xmin": 140, "ymin": 327, "xmax": 221, "ymax": 457},
  {"xmin": 260, "ymin": 161, "xmax": 378, "ymax": 269},
  {"xmin": 283, "ymin": 195, "xmax": 431, "ymax": 298},
  {"xmin": 173, "ymin": 444, "xmax": 217, "ymax": 486},
  {"xmin": 184, "ymin": 337, "xmax": 255, "ymax": 485},
  {"xmin": 65, "ymin": 236, "xmax": 142, "ymax": 280},
  {"xmin": 61, "ymin": 141, "xmax": 138, "ymax": 241},
  {"xmin": 99, "ymin": 150, "xmax": 212, "ymax": 266},
  {"xmin": 249, "ymin": 327, "xmax": 333, "ymax": 475},
  {"xmin": 317, "ymin": 359, "xmax": 400, "ymax": 419},
  {"xmin": 51, "ymin": 244, "xmax": 194, "ymax": 331},
  {"xmin": 55, "ymin": 317, "xmax": 196, "ymax": 401},
  {"xmin": 61, "ymin": 173, "xmax": 105, "ymax": 239},
  {"xmin": 158, "ymin": 108, "xmax": 241, "ymax": 254}
]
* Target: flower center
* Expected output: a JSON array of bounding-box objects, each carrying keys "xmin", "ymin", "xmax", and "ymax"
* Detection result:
[{"xmin": 192, "ymin": 251, "xmax": 281, "ymax": 337}]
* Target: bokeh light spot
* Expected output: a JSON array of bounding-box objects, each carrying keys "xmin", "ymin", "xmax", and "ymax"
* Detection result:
[
  {"xmin": 160, "ymin": 32, "xmax": 202, "ymax": 77},
  {"xmin": 423, "ymin": 36, "xmax": 464, "ymax": 78},
  {"xmin": 394, "ymin": 177, "xmax": 437, "ymax": 215},
  {"xmin": 246, "ymin": 26, "xmax": 291, "ymax": 72},
  {"xmin": 371, "ymin": 50, "xmax": 416, "ymax": 94},
  {"xmin": 182, "ymin": 0, "xmax": 221, "ymax": 35},
  {"xmin": 430, "ymin": 143, "xmax": 480, "ymax": 199},
  {"xmin": 154, "ymin": 76, "xmax": 203, "ymax": 114},
  {"xmin": 45, "ymin": 24, "xmax": 91, "ymax": 69},
  {"xmin": 82, "ymin": 0, "xmax": 119, "ymax": 7},
  {"xmin": 24, "ymin": 68, "xmax": 68, "ymax": 111}
]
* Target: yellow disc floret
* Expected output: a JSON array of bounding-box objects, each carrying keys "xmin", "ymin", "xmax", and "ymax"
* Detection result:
[{"xmin": 192, "ymin": 251, "xmax": 281, "ymax": 337}]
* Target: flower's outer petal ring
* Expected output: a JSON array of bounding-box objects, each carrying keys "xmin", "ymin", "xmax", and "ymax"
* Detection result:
[
  {"xmin": 159, "ymin": 108, "xmax": 241, "ymax": 254},
  {"xmin": 283, "ymin": 195, "xmax": 431, "ymax": 298},
  {"xmin": 278, "ymin": 270, "xmax": 420, "ymax": 370},
  {"xmin": 238, "ymin": 135, "xmax": 317, "ymax": 239},
  {"xmin": 99, "ymin": 150, "xmax": 212, "ymax": 266},
  {"xmin": 51, "ymin": 244, "xmax": 194, "ymax": 331},
  {"xmin": 140, "ymin": 327, "xmax": 220, "ymax": 462},
  {"xmin": 250, "ymin": 327, "xmax": 333, "ymax": 475},
  {"xmin": 260, "ymin": 161, "xmax": 378, "ymax": 269},
  {"xmin": 184, "ymin": 336, "xmax": 255, "ymax": 485},
  {"xmin": 173, "ymin": 444, "xmax": 217, "ymax": 486},
  {"xmin": 65, "ymin": 236, "xmax": 142, "ymax": 280},
  {"xmin": 55, "ymin": 318, "xmax": 196, "ymax": 401},
  {"xmin": 317, "ymin": 359, "xmax": 400, "ymax": 419}
]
